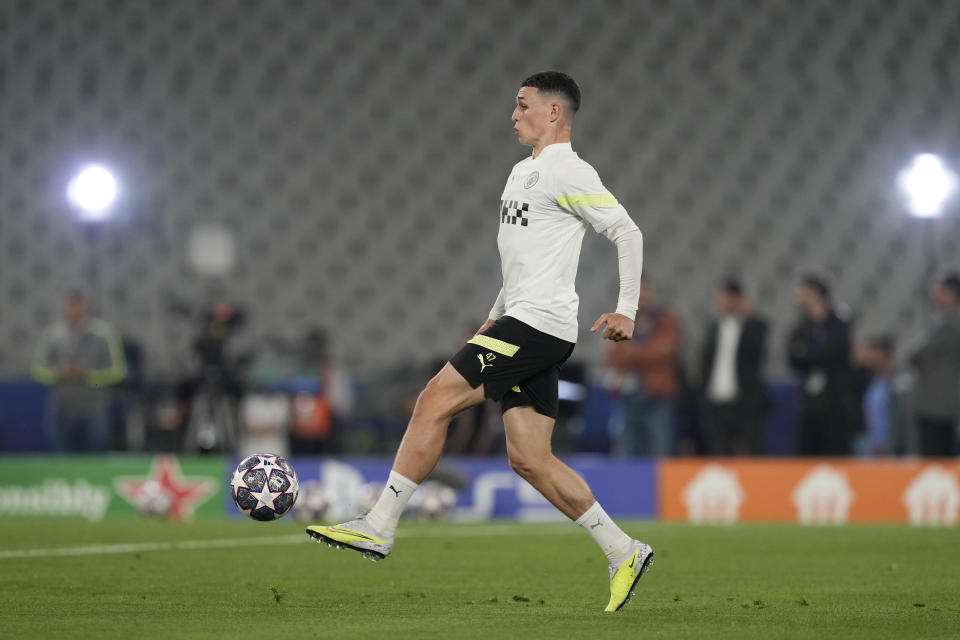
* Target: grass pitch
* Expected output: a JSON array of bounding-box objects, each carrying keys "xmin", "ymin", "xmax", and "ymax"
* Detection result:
[{"xmin": 1, "ymin": 518, "xmax": 957, "ymax": 639}]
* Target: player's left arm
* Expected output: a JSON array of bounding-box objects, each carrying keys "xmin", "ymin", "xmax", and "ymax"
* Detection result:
[
  {"xmin": 591, "ymin": 222, "xmax": 643, "ymax": 341},
  {"xmin": 30, "ymin": 326, "xmax": 60, "ymax": 385},
  {"xmin": 556, "ymin": 165, "xmax": 643, "ymax": 342}
]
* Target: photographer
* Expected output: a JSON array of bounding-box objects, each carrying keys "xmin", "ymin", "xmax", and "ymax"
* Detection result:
[{"xmin": 177, "ymin": 301, "xmax": 246, "ymax": 451}]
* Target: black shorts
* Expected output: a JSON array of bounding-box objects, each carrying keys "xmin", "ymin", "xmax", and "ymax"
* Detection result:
[{"xmin": 449, "ymin": 316, "xmax": 575, "ymax": 419}]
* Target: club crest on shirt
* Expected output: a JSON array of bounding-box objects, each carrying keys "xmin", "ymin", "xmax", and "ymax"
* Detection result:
[{"xmin": 524, "ymin": 171, "xmax": 539, "ymax": 189}]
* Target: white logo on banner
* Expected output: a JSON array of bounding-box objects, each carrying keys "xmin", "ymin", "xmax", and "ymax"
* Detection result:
[
  {"xmin": 0, "ymin": 479, "xmax": 110, "ymax": 521},
  {"xmin": 320, "ymin": 460, "xmax": 367, "ymax": 521},
  {"xmin": 791, "ymin": 465, "xmax": 854, "ymax": 525},
  {"xmin": 454, "ymin": 471, "xmax": 561, "ymax": 522},
  {"xmin": 682, "ymin": 465, "xmax": 745, "ymax": 524},
  {"xmin": 902, "ymin": 466, "xmax": 960, "ymax": 526}
]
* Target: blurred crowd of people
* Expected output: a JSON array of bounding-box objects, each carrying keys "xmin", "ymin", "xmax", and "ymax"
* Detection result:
[
  {"xmin": 27, "ymin": 269, "xmax": 960, "ymax": 458},
  {"xmin": 29, "ymin": 293, "xmax": 353, "ymax": 456},
  {"xmin": 603, "ymin": 270, "xmax": 960, "ymax": 458}
]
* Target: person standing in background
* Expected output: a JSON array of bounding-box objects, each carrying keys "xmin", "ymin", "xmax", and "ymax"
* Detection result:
[
  {"xmin": 854, "ymin": 335, "xmax": 910, "ymax": 457},
  {"xmin": 787, "ymin": 272, "xmax": 855, "ymax": 456},
  {"xmin": 289, "ymin": 327, "xmax": 356, "ymax": 454},
  {"xmin": 700, "ymin": 277, "xmax": 769, "ymax": 455},
  {"xmin": 907, "ymin": 271, "xmax": 960, "ymax": 456},
  {"xmin": 31, "ymin": 292, "xmax": 127, "ymax": 451},
  {"xmin": 605, "ymin": 281, "xmax": 681, "ymax": 457}
]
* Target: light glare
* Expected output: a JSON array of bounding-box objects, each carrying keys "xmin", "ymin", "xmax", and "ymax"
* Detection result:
[
  {"xmin": 68, "ymin": 165, "xmax": 118, "ymax": 220},
  {"xmin": 899, "ymin": 153, "xmax": 955, "ymax": 218}
]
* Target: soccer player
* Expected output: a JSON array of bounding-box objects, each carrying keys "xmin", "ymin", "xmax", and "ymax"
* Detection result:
[{"xmin": 307, "ymin": 71, "xmax": 653, "ymax": 612}]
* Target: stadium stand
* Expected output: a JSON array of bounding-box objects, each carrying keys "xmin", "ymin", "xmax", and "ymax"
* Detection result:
[{"xmin": 1, "ymin": 0, "xmax": 959, "ymax": 380}]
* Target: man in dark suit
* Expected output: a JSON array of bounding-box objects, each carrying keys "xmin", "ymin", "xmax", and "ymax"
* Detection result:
[
  {"xmin": 700, "ymin": 278, "xmax": 769, "ymax": 455},
  {"xmin": 787, "ymin": 272, "xmax": 855, "ymax": 456},
  {"xmin": 908, "ymin": 271, "xmax": 960, "ymax": 456}
]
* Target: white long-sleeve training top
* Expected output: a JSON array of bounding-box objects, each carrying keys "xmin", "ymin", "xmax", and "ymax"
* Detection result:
[{"xmin": 490, "ymin": 142, "xmax": 644, "ymax": 343}]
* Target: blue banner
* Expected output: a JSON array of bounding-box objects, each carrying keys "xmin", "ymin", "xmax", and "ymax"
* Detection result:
[{"xmin": 247, "ymin": 456, "xmax": 657, "ymax": 522}]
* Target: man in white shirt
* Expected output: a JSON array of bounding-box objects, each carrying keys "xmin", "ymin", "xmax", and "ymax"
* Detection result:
[
  {"xmin": 699, "ymin": 278, "xmax": 769, "ymax": 455},
  {"xmin": 308, "ymin": 72, "xmax": 652, "ymax": 612}
]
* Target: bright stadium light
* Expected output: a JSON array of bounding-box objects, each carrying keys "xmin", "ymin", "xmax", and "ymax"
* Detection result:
[
  {"xmin": 898, "ymin": 153, "xmax": 956, "ymax": 218},
  {"xmin": 67, "ymin": 164, "xmax": 118, "ymax": 221}
]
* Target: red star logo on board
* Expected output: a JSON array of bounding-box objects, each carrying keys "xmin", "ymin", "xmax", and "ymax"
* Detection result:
[{"xmin": 115, "ymin": 456, "xmax": 216, "ymax": 520}]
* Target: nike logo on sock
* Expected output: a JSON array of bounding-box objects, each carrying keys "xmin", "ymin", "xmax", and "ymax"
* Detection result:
[{"xmin": 388, "ymin": 484, "xmax": 401, "ymax": 497}]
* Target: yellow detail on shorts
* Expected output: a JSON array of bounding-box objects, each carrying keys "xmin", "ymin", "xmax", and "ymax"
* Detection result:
[
  {"xmin": 511, "ymin": 385, "xmax": 522, "ymax": 393},
  {"xmin": 468, "ymin": 334, "xmax": 519, "ymax": 357},
  {"xmin": 557, "ymin": 192, "xmax": 619, "ymax": 208}
]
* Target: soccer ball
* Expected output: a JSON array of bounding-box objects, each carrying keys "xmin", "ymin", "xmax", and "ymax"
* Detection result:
[
  {"xmin": 292, "ymin": 480, "xmax": 329, "ymax": 522},
  {"xmin": 411, "ymin": 480, "xmax": 457, "ymax": 520},
  {"xmin": 136, "ymin": 479, "xmax": 173, "ymax": 518},
  {"xmin": 230, "ymin": 453, "xmax": 299, "ymax": 521}
]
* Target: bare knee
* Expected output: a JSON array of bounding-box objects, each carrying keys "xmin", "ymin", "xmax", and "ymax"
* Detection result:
[
  {"xmin": 509, "ymin": 455, "xmax": 534, "ymax": 480},
  {"xmin": 412, "ymin": 367, "xmax": 479, "ymax": 423},
  {"xmin": 412, "ymin": 376, "xmax": 452, "ymax": 422},
  {"xmin": 509, "ymin": 451, "xmax": 550, "ymax": 483}
]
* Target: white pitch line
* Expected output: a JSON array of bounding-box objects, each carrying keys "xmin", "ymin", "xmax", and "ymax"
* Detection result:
[
  {"xmin": 0, "ymin": 534, "xmax": 306, "ymax": 560},
  {"xmin": 0, "ymin": 523, "xmax": 579, "ymax": 560}
]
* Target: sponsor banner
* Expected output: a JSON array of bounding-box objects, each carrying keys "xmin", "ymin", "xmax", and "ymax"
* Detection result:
[
  {"xmin": 660, "ymin": 458, "xmax": 960, "ymax": 525},
  {"xmin": 271, "ymin": 456, "xmax": 657, "ymax": 523},
  {"xmin": 0, "ymin": 456, "xmax": 225, "ymax": 521}
]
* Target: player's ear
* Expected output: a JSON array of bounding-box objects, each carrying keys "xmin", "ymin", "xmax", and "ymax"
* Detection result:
[{"xmin": 550, "ymin": 101, "xmax": 562, "ymax": 123}]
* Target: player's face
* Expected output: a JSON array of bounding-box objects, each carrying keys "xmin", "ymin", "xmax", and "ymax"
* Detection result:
[
  {"xmin": 512, "ymin": 87, "xmax": 551, "ymax": 146},
  {"xmin": 795, "ymin": 284, "xmax": 824, "ymax": 316},
  {"xmin": 715, "ymin": 290, "xmax": 738, "ymax": 315},
  {"xmin": 931, "ymin": 282, "xmax": 957, "ymax": 309},
  {"xmin": 65, "ymin": 297, "xmax": 88, "ymax": 325}
]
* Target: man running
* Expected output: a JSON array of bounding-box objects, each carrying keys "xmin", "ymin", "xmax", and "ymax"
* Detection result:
[{"xmin": 307, "ymin": 71, "xmax": 652, "ymax": 612}]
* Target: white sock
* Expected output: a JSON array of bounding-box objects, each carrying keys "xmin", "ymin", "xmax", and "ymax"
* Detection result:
[
  {"xmin": 364, "ymin": 470, "xmax": 418, "ymax": 538},
  {"xmin": 575, "ymin": 501, "xmax": 633, "ymax": 562}
]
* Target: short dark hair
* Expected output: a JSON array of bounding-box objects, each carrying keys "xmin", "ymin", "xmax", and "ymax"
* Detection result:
[
  {"xmin": 718, "ymin": 276, "xmax": 744, "ymax": 297},
  {"xmin": 799, "ymin": 270, "xmax": 831, "ymax": 301},
  {"xmin": 521, "ymin": 71, "xmax": 581, "ymax": 113},
  {"xmin": 864, "ymin": 333, "xmax": 895, "ymax": 356},
  {"xmin": 938, "ymin": 270, "xmax": 960, "ymax": 298}
]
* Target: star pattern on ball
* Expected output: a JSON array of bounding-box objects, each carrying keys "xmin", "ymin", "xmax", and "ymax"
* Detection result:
[
  {"xmin": 230, "ymin": 453, "xmax": 299, "ymax": 520},
  {"xmin": 251, "ymin": 456, "xmax": 280, "ymax": 478},
  {"xmin": 249, "ymin": 483, "xmax": 283, "ymax": 512},
  {"xmin": 287, "ymin": 473, "xmax": 300, "ymax": 496},
  {"xmin": 229, "ymin": 470, "xmax": 248, "ymax": 495}
]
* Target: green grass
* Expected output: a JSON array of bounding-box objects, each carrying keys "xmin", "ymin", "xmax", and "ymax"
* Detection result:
[{"xmin": 1, "ymin": 518, "xmax": 957, "ymax": 639}]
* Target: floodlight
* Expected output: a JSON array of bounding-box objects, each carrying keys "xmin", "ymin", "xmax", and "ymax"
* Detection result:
[
  {"xmin": 899, "ymin": 153, "xmax": 955, "ymax": 218},
  {"xmin": 67, "ymin": 165, "xmax": 118, "ymax": 221}
]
